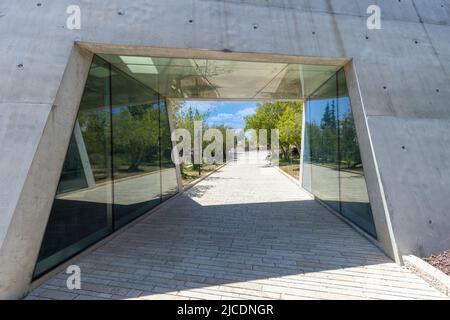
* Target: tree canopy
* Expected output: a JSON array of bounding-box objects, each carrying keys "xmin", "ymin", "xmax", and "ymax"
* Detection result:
[{"xmin": 244, "ymin": 101, "xmax": 303, "ymax": 160}]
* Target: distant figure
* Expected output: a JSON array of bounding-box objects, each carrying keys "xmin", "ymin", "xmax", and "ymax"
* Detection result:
[{"xmin": 266, "ymin": 152, "xmax": 272, "ymax": 166}]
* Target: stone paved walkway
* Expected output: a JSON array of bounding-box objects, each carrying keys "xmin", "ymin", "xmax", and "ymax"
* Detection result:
[{"xmin": 26, "ymin": 152, "xmax": 446, "ymax": 300}]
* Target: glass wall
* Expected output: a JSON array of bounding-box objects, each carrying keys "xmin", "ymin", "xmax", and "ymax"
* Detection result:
[
  {"xmin": 309, "ymin": 74, "xmax": 340, "ymax": 212},
  {"xmin": 111, "ymin": 66, "xmax": 162, "ymax": 228},
  {"xmin": 159, "ymin": 100, "xmax": 178, "ymax": 200},
  {"xmin": 302, "ymin": 103, "xmax": 312, "ymax": 192},
  {"xmin": 302, "ymin": 68, "xmax": 376, "ymax": 237},
  {"xmin": 34, "ymin": 56, "xmax": 178, "ymax": 277},
  {"xmin": 337, "ymin": 70, "xmax": 375, "ymax": 235}
]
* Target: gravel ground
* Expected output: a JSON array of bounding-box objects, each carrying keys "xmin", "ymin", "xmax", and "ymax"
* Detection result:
[{"xmin": 425, "ymin": 250, "xmax": 450, "ymax": 276}]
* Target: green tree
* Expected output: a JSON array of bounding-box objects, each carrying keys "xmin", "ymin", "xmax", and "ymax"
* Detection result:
[
  {"xmin": 244, "ymin": 101, "xmax": 286, "ymax": 146},
  {"xmin": 112, "ymin": 105, "xmax": 159, "ymax": 172},
  {"xmin": 277, "ymin": 104, "xmax": 303, "ymax": 161},
  {"xmin": 319, "ymin": 102, "xmax": 338, "ymax": 164},
  {"xmin": 244, "ymin": 101, "xmax": 303, "ymax": 160},
  {"xmin": 170, "ymin": 101, "xmax": 218, "ymax": 174},
  {"xmin": 78, "ymin": 109, "xmax": 109, "ymax": 167},
  {"xmin": 340, "ymin": 111, "xmax": 361, "ymax": 169}
]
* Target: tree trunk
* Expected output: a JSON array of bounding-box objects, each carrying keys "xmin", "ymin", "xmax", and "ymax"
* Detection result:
[
  {"xmin": 127, "ymin": 149, "xmax": 145, "ymax": 172},
  {"xmin": 295, "ymin": 143, "xmax": 301, "ymax": 158},
  {"xmin": 280, "ymin": 145, "xmax": 290, "ymax": 161}
]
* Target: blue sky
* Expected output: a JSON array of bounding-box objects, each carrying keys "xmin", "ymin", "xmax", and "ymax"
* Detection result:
[{"xmin": 183, "ymin": 100, "xmax": 261, "ymax": 129}]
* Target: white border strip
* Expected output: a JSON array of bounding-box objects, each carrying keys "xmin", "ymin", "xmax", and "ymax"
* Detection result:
[{"xmin": 403, "ymin": 254, "xmax": 450, "ymax": 297}]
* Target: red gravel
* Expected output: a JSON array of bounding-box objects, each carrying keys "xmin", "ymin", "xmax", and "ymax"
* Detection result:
[{"xmin": 424, "ymin": 249, "xmax": 450, "ymax": 276}]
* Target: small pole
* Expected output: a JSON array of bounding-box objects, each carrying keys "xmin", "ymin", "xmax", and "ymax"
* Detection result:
[{"xmin": 198, "ymin": 124, "xmax": 202, "ymax": 176}]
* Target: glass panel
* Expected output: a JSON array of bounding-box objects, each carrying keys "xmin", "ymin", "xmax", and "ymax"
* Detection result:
[
  {"xmin": 309, "ymin": 74, "xmax": 340, "ymax": 212},
  {"xmin": 111, "ymin": 66, "xmax": 161, "ymax": 228},
  {"xmin": 159, "ymin": 99, "xmax": 178, "ymax": 200},
  {"xmin": 35, "ymin": 55, "xmax": 182, "ymax": 278},
  {"xmin": 302, "ymin": 100, "xmax": 312, "ymax": 193},
  {"xmin": 98, "ymin": 54, "xmax": 341, "ymax": 100},
  {"xmin": 34, "ymin": 57, "xmax": 113, "ymax": 277},
  {"xmin": 337, "ymin": 70, "xmax": 376, "ymax": 237},
  {"xmin": 303, "ymin": 69, "xmax": 377, "ymax": 238}
]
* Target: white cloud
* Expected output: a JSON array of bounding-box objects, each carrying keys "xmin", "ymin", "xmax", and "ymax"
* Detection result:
[
  {"xmin": 236, "ymin": 107, "xmax": 257, "ymax": 117},
  {"xmin": 208, "ymin": 113, "xmax": 234, "ymax": 122},
  {"xmin": 223, "ymin": 121, "xmax": 244, "ymax": 129},
  {"xmin": 186, "ymin": 101, "xmax": 259, "ymax": 129},
  {"xmin": 183, "ymin": 101, "xmax": 227, "ymax": 113}
]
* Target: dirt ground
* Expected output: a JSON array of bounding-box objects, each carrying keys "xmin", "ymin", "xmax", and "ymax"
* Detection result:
[
  {"xmin": 279, "ymin": 163, "xmax": 300, "ymax": 180},
  {"xmin": 424, "ymin": 250, "xmax": 450, "ymax": 276}
]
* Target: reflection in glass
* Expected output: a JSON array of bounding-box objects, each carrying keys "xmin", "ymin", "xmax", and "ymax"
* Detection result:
[
  {"xmin": 34, "ymin": 57, "xmax": 113, "ymax": 277},
  {"xmin": 337, "ymin": 70, "xmax": 376, "ymax": 236},
  {"xmin": 309, "ymin": 74, "xmax": 340, "ymax": 212},
  {"xmin": 160, "ymin": 99, "xmax": 178, "ymax": 200},
  {"xmin": 35, "ymin": 55, "xmax": 180, "ymax": 277},
  {"xmin": 302, "ymin": 68, "xmax": 376, "ymax": 237},
  {"xmin": 98, "ymin": 54, "xmax": 342, "ymax": 100},
  {"xmin": 111, "ymin": 68, "xmax": 161, "ymax": 228},
  {"xmin": 302, "ymin": 102, "xmax": 312, "ymax": 193}
]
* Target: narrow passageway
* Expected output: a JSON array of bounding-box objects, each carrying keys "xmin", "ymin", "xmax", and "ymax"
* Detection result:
[{"xmin": 27, "ymin": 152, "xmax": 446, "ymax": 300}]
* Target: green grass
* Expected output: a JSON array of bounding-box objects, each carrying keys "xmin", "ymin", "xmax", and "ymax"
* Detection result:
[{"xmin": 181, "ymin": 163, "xmax": 222, "ymax": 185}]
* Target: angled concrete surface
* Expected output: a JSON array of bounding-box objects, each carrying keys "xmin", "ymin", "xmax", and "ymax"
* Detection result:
[
  {"xmin": 0, "ymin": 46, "xmax": 93, "ymax": 299},
  {"xmin": 26, "ymin": 153, "xmax": 446, "ymax": 300}
]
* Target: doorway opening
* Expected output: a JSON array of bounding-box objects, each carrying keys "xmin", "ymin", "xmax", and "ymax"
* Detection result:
[{"xmin": 33, "ymin": 53, "xmax": 375, "ymax": 278}]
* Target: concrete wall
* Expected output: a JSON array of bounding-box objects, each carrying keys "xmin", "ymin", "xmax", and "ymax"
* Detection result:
[{"xmin": 1, "ymin": 0, "xmax": 449, "ymax": 298}]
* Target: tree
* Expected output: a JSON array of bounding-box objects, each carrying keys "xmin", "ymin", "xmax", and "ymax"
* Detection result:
[
  {"xmin": 170, "ymin": 100, "xmax": 221, "ymax": 172},
  {"xmin": 277, "ymin": 104, "xmax": 302, "ymax": 161},
  {"xmin": 78, "ymin": 109, "xmax": 110, "ymax": 167},
  {"xmin": 209, "ymin": 124, "xmax": 231, "ymax": 160},
  {"xmin": 319, "ymin": 102, "xmax": 338, "ymax": 164},
  {"xmin": 244, "ymin": 101, "xmax": 303, "ymax": 160},
  {"xmin": 340, "ymin": 110, "xmax": 362, "ymax": 169},
  {"xmin": 244, "ymin": 101, "xmax": 286, "ymax": 147},
  {"xmin": 112, "ymin": 104, "xmax": 159, "ymax": 172}
]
